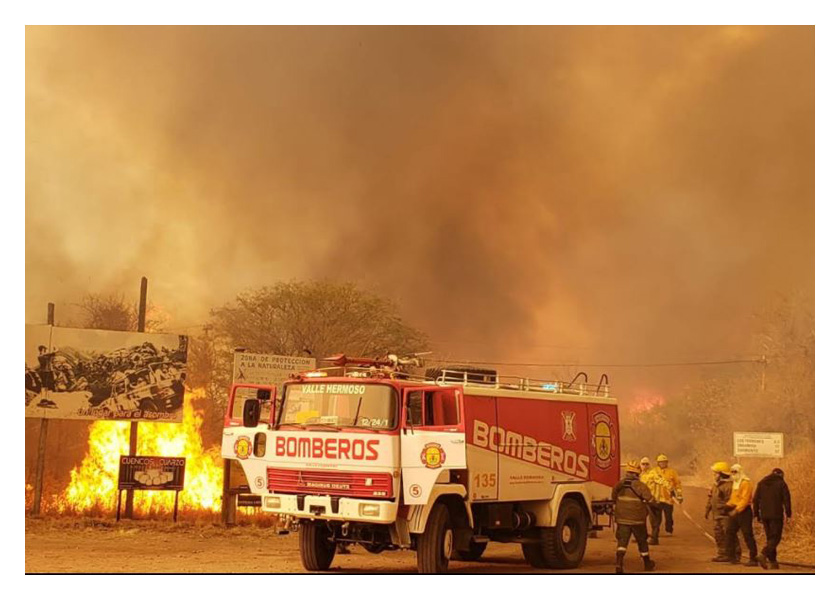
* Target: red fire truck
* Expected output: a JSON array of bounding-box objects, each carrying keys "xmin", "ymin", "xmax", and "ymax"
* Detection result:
[{"xmin": 221, "ymin": 356, "xmax": 619, "ymax": 573}]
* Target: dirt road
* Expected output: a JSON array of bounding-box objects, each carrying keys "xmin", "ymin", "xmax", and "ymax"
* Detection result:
[{"xmin": 25, "ymin": 487, "xmax": 812, "ymax": 574}]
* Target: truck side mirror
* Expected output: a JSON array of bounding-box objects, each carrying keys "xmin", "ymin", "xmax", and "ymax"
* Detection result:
[{"xmin": 243, "ymin": 398, "xmax": 261, "ymax": 428}]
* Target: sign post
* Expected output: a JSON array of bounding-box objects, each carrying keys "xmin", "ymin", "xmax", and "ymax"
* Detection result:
[
  {"xmin": 125, "ymin": 276, "xmax": 148, "ymax": 520},
  {"xmin": 30, "ymin": 302, "xmax": 55, "ymax": 516},
  {"xmin": 117, "ymin": 455, "xmax": 186, "ymax": 522},
  {"xmin": 733, "ymin": 431, "xmax": 785, "ymax": 458}
]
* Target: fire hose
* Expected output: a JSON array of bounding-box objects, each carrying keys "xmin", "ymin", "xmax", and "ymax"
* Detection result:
[{"xmin": 678, "ymin": 505, "xmax": 815, "ymax": 570}]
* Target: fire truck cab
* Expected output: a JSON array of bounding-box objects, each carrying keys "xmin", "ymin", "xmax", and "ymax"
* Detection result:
[{"xmin": 221, "ymin": 357, "xmax": 619, "ymax": 573}]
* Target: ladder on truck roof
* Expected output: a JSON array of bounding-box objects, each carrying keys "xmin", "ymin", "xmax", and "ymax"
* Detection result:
[
  {"xmin": 431, "ymin": 368, "xmax": 612, "ymax": 399},
  {"xmin": 301, "ymin": 360, "xmax": 612, "ymax": 399}
]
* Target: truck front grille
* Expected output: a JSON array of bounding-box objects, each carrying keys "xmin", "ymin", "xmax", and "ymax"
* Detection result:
[{"xmin": 266, "ymin": 468, "xmax": 394, "ymax": 499}]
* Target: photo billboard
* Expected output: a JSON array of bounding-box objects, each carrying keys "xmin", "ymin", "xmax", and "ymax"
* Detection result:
[{"xmin": 25, "ymin": 325, "xmax": 188, "ymax": 422}]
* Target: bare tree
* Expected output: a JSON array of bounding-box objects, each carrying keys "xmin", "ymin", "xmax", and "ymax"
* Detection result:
[{"xmin": 77, "ymin": 293, "xmax": 162, "ymax": 332}]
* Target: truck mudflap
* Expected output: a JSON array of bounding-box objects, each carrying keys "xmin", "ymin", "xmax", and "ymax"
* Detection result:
[{"xmin": 589, "ymin": 499, "xmax": 614, "ymax": 530}]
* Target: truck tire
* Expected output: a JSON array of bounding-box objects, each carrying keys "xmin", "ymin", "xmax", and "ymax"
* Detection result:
[
  {"xmin": 299, "ymin": 520, "xmax": 336, "ymax": 571},
  {"xmin": 416, "ymin": 503, "xmax": 454, "ymax": 573},
  {"xmin": 540, "ymin": 498, "xmax": 588, "ymax": 569},
  {"xmin": 453, "ymin": 539, "xmax": 487, "ymax": 561},
  {"xmin": 522, "ymin": 542, "xmax": 549, "ymax": 568}
]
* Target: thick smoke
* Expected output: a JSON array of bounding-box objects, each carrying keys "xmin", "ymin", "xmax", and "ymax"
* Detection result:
[{"xmin": 25, "ymin": 26, "xmax": 814, "ymax": 399}]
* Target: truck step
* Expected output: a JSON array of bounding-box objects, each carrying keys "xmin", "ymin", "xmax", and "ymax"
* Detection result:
[{"xmin": 472, "ymin": 535, "xmax": 490, "ymax": 543}]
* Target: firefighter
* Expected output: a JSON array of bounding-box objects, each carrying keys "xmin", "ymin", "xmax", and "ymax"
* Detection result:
[
  {"xmin": 725, "ymin": 464, "xmax": 759, "ymax": 565},
  {"xmin": 612, "ymin": 460, "xmax": 656, "ymax": 574},
  {"xmin": 639, "ymin": 456, "xmax": 670, "ymax": 545},
  {"xmin": 656, "ymin": 454, "xmax": 683, "ymax": 534},
  {"xmin": 706, "ymin": 461, "xmax": 738, "ymax": 562},
  {"xmin": 753, "ymin": 467, "xmax": 792, "ymax": 570}
]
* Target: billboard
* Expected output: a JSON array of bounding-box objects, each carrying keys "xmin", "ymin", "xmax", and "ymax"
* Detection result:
[
  {"xmin": 232, "ymin": 352, "xmax": 315, "ymax": 387},
  {"xmin": 733, "ymin": 431, "xmax": 785, "ymax": 458},
  {"xmin": 25, "ymin": 325, "xmax": 188, "ymax": 422},
  {"xmin": 118, "ymin": 456, "xmax": 186, "ymax": 491}
]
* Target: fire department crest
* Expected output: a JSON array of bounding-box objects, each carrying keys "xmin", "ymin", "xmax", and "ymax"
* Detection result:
[
  {"xmin": 420, "ymin": 443, "xmax": 446, "ymax": 469},
  {"xmin": 561, "ymin": 411, "xmax": 577, "ymax": 441},
  {"xmin": 234, "ymin": 436, "xmax": 252, "ymax": 460},
  {"xmin": 590, "ymin": 412, "xmax": 617, "ymax": 469}
]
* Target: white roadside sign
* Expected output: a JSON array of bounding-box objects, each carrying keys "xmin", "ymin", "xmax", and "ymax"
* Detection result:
[
  {"xmin": 733, "ymin": 431, "xmax": 784, "ymax": 458},
  {"xmin": 232, "ymin": 352, "xmax": 316, "ymax": 388}
]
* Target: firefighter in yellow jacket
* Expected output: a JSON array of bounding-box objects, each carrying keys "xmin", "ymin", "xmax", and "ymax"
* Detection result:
[
  {"xmin": 656, "ymin": 454, "xmax": 683, "ymax": 535},
  {"xmin": 639, "ymin": 457, "xmax": 670, "ymax": 545},
  {"xmin": 725, "ymin": 464, "xmax": 759, "ymax": 566}
]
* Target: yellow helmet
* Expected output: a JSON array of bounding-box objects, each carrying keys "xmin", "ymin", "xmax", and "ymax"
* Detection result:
[
  {"xmin": 711, "ymin": 461, "xmax": 731, "ymax": 475},
  {"xmin": 656, "ymin": 454, "xmax": 669, "ymax": 462},
  {"xmin": 624, "ymin": 460, "xmax": 642, "ymax": 474}
]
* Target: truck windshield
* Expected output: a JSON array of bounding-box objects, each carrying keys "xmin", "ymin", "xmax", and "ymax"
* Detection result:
[{"xmin": 279, "ymin": 383, "xmax": 397, "ymax": 431}]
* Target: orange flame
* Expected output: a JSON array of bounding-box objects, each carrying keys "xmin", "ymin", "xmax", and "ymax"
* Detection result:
[
  {"xmin": 54, "ymin": 388, "xmax": 222, "ymax": 515},
  {"xmin": 627, "ymin": 390, "xmax": 666, "ymax": 421}
]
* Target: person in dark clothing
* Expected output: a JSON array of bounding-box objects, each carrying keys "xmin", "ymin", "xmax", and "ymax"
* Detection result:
[
  {"xmin": 612, "ymin": 460, "xmax": 656, "ymax": 574},
  {"xmin": 753, "ymin": 467, "xmax": 792, "ymax": 570}
]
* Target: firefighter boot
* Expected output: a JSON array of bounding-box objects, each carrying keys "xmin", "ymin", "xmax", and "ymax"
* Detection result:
[
  {"xmin": 615, "ymin": 551, "xmax": 626, "ymax": 574},
  {"xmin": 642, "ymin": 555, "xmax": 656, "ymax": 572}
]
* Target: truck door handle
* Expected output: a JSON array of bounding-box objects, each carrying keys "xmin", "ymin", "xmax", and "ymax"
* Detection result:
[{"xmin": 451, "ymin": 439, "xmax": 464, "ymax": 444}]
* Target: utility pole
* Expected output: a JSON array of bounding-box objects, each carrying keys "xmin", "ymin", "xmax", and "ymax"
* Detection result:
[
  {"xmin": 31, "ymin": 302, "xmax": 55, "ymax": 516},
  {"xmin": 124, "ymin": 277, "xmax": 147, "ymax": 519},
  {"xmin": 761, "ymin": 354, "xmax": 767, "ymax": 392}
]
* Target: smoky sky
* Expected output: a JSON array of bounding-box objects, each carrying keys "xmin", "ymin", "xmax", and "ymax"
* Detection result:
[{"xmin": 26, "ymin": 26, "xmax": 814, "ymax": 393}]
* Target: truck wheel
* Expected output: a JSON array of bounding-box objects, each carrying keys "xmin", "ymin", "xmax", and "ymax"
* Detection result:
[
  {"xmin": 522, "ymin": 542, "xmax": 548, "ymax": 568},
  {"xmin": 541, "ymin": 498, "xmax": 588, "ymax": 569},
  {"xmin": 299, "ymin": 520, "xmax": 336, "ymax": 571},
  {"xmin": 453, "ymin": 539, "xmax": 487, "ymax": 561},
  {"xmin": 417, "ymin": 503, "xmax": 453, "ymax": 573}
]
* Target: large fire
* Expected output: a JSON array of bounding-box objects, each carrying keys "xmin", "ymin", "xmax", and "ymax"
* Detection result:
[{"xmin": 54, "ymin": 388, "xmax": 223, "ymax": 515}]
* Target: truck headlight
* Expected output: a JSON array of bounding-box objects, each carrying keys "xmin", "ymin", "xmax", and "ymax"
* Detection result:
[
  {"xmin": 359, "ymin": 503, "xmax": 380, "ymax": 517},
  {"xmin": 264, "ymin": 496, "xmax": 282, "ymax": 509}
]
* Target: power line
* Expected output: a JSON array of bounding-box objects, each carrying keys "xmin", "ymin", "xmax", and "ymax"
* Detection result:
[{"xmin": 427, "ymin": 357, "xmax": 766, "ymax": 369}]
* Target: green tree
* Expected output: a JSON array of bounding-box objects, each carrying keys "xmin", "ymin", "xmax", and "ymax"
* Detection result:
[{"xmin": 206, "ymin": 280, "xmax": 428, "ymax": 405}]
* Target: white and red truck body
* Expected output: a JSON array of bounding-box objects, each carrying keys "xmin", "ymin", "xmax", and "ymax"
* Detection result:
[{"xmin": 221, "ymin": 365, "xmax": 619, "ymax": 572}]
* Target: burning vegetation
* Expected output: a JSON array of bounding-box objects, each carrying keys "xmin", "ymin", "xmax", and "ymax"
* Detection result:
[{"xmin": 52, "ymin": 388, "xmax": 222, "ymax": 516}]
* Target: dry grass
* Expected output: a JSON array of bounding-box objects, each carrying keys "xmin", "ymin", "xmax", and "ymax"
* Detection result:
[{"xmin": 25, "ymin": 514, "xmax": 278, "ymax": 535}]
